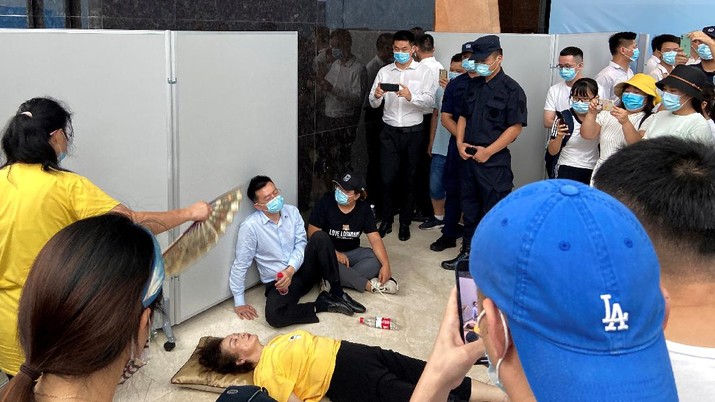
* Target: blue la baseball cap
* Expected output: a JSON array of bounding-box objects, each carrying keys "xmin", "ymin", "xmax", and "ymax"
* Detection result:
[{"xmin": 470, "ymin": 180, "xmax": 677, "ymax": 402}]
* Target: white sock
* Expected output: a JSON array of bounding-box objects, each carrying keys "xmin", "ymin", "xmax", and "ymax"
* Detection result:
[{"xmin": 434, "ymin": 214, "xmax": 444, "ymax": 220}]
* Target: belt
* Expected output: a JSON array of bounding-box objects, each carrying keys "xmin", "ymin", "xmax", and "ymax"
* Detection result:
[{"xmin": 387, "ymin": 124, "xmax": 423, "ymax": 133}]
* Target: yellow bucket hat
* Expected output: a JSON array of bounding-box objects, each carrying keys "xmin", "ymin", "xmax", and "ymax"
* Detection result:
[{"xmin": 614, "ymin": 73, "xmax": 661, "ymax": 106}]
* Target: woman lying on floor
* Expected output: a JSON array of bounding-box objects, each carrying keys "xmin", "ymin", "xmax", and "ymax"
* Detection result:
[{"xmin": 198, "ymin": 329, "xmax": 506, "ymax": 402}]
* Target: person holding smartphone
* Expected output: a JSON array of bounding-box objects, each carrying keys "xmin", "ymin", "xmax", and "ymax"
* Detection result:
[
  {"xmin": 368, "ymin": 30, "xmax": 437, "ymax": 242},
  {"xmin": 580, "ymin": 74, "xmax": 659, "ymax": 182},
  {"xmin": 546, "ymin": 78, "xmax": 600, "ymax": 185}
]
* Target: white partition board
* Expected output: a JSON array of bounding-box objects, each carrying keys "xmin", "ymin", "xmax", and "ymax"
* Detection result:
[
  {"xmin": 0, "ymin": 29, "xmax": 172, "ymax": 239},
  {"xmin": 430, "ymin": 33, "xmax": 553, "ymax": 188},
  {"xmin": 172, "ymin": 31, "xmax": 298, "ymax": 323}
]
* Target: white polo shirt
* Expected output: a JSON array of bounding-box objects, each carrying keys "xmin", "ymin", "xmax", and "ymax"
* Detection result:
[
  {"xmin": 644, "ymin": 54, "xmax": 660, "ymax": 75},
  {"xmin": 595, "ymin": 61, "xmax": 634, "ymax": 101},
  {"xmin": 368, "ymin": 60, "xmax": 436, "ymax": 127}
]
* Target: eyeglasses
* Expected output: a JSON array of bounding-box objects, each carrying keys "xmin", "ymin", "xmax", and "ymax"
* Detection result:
[
  {"xmin": 256, "ymin": 188, "xmax": 281, "ymax": 205},
  {"xmin": 570, "ymin": 96, "xmax": 596, "ymax": 102}
]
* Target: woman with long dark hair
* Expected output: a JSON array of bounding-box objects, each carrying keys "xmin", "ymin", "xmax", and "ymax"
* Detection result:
[
  {"xmin": 0, "ymin": 214, "xmax": 164, "ymax": 402},
  {"xmin": 0, "ymin": 97, "xmax": 210, "ymax": 378}
]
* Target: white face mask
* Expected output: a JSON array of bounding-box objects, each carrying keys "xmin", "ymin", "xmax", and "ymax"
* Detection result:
[{"xmin": 477, "ymin": 309, "xmax": 510, "ymax": 392}]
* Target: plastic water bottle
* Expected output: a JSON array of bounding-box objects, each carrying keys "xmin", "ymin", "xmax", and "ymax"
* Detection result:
[
  {"xmin": 359, "ymin": 316, "xmax": 397, "ymax": 330},
  {"xmin": 276, "ymin": 272, "xmax": 288, "ymax": 295}
]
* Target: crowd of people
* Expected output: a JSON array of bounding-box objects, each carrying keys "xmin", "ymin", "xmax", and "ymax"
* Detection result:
[{"xmin": 1, "ymin": 25, "xmax": 714, "ymax": 402}]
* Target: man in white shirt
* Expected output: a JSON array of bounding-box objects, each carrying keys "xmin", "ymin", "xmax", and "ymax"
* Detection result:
[
  {"xmin": 543, "ymin": 46, "xmax": 584, "ymax": 129},
  {"xmin": 594, "ymin": 137, "xmax": 715, "ymax": 402},
  {"xmin": 647, "ymin": 34, "xmax": 683, "ymax": 82},
  {"xmin": 414, "ymin": 33, "xmax": 444, "ymax": 223},
  {"xmin": 644, "ymin": 35, "xmax": 664, "ymax": 75},
  {"xmin": 368, "ymin": 30, "xmax": 436, "ymax": 242},
  {"xmin": 595, "ymin": 31, "xmax": 637, "ymax": 101}
]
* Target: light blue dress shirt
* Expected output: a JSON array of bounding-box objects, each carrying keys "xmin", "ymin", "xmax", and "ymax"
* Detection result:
[{"xmin": 229, "ymin": 204, "xmax": 307, "ymax": 306}]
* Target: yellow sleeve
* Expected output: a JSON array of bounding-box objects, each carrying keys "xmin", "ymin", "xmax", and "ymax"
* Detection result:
[{"xmin": 67, "ymin": 175, "xmax": 120, "ymax": 220}]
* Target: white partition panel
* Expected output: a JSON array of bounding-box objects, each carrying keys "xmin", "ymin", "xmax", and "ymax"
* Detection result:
[
  {"xmin": 172, "ymin": 32, "xmax": 298, "ymax": 323},
  {"xmin": 430, "ymin": 33, "xmax": 554, "ymax": 188},
  {"xmin": 0, "ymin": 29, "xmax": 172, "ymax": 240}
]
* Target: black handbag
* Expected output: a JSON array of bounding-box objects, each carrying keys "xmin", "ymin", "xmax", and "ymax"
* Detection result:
[{"xmin": 215, "ymin": 385, "xmax": 277, "ymax": 402}]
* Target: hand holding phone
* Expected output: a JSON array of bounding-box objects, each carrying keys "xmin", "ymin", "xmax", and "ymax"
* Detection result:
[
  {"xmin": 380, "ymin": 83, "xmax": 400, "ymax": 92},
  {"xmin": 439, "ymin": 69, "xmax": 448, "ymax": 81},
  {"xmin": 680, "ymin": 34, "xmax": 692, "ymax": 59},
  {"xmin": 599, "ymin": 99, "xmax": 615, "ymax": 112},
  {"xmin": 465, "ymin": 147, "xmax": 477, "ymax": 156},
  {"xmin": 455, "ymin": 266, "xmax": 480, "ymax": 346}
]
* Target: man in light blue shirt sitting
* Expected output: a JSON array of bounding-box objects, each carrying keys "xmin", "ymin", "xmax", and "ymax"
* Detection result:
[{"xmin": 230, "ymin": 175, "xmax": 365, "ymax": 328}]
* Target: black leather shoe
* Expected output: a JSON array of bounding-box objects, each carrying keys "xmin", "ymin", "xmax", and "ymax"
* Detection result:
[
  {"xmin": 441, "ymin": 250, "xmax": 469, "ymax": 270},
  {"xmin": 430, "ymin": 235, "xmax": 457, "ymax": 252},
  {"xmin": 341, "ymin": 293, "xmax": 366, "ymax": 313},
  {"xmin": 398, "ymin": 223, "xmax": 411, "ymax": 241},
  {"xmin": 378, "ymin": 221, "xmax": 393, "ymax": 238},
  {"xmin": 316, "ymin": 291, "xmax": 353, "ymax": 316}
]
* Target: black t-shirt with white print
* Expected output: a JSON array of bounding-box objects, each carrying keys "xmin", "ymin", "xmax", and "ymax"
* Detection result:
[{"xmin": 308, "ymin": 193, "xmax": 377, "ymax": 252}]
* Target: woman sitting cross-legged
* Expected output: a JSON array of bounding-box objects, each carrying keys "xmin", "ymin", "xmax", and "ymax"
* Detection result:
[
  {"xmin": 198, "ymin": 329, "xmax": 507, "ymax": 402},
  {"xmin": 307, "ymin": 171, "xmax": 398, "ymax": 295}
]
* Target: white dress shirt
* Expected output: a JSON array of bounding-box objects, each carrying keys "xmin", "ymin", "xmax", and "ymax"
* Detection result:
[
  {"xmin": 595, "ymin": 61, "xmax": 634, "ymax": 101},
  {"xmin": 644, "ymin": 54, "xmax": 660, "ymax": 75},
  {"xmin": 368, "ymin": 60, "xmax": 436, "ymax": 127},
  {"xmin": 417, "ymin": 56, "xmax": 444, "ymax": 111},
  {"xmin": 324, "ymin": 56, "xmax": 367, "ymax": 118}
]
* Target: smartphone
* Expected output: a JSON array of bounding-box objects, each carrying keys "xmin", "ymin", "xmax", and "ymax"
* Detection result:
[
  {"xmin": 465, "ymin": 147, "xmax": 477, "ymax": 155},
  {"xmin": 680, "ymin": 34, "xmax": 692, "ymax": 59},
  {"xmin": 439, "ymin": 69, "xmax": 448, "ymax": 81},
  {"xmin": 380, "ymin": 83, "xmax": 400, "ymax": 92},
  {"xmin": 599, "ymin": 99, "xmax": 615, "ymax": 112},
  {"xmin": 455, "ymin": 264, "xmax": 480, "ymax": 344},
  {"xmin": 549, "ymin": 110, "xmax": 564, "ymax": 139}
]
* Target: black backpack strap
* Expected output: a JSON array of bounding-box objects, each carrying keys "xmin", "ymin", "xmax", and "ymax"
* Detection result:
[{"xmin": 544, "ymin": 108, "xmax": 576, "ymax": 179}]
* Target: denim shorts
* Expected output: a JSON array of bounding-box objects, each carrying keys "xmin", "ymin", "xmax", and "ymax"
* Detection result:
[{"xmin": 429, "ymin": 154, "xmax": 447, "ymax": 200}]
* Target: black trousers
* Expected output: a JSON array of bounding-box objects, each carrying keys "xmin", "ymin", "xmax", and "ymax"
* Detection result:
[
  {"xmin": 326, "ymin": 341, "xmax": 472, "ymax": 402},
  {"xmin": 365, "ymin": 106, "xmax": 385, "ymax": 217},
  {"xmin": 461, "ymin": 160, "xmax": 513, "ymax": 246},
  {"xmin": 415, "ymin": 113, "xmax": 434, "ymax": 216},
  {"xmin": 263, "ymin": 231, "xmax": 341, "ymax": 328},
  {"xmin": 380, "ymin": 123, "xmax": 423, "ymax": 225},
  {"xmin": 556, "ymin": 165, "xmax": 593, "ymax": 185},
  {"xmin": 442, "ymin": 137, "xmax": 463, "ymax": 239}
]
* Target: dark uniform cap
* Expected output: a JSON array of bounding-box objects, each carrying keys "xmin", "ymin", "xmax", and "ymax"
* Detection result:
[
  {"xmin": 333, "ymin": 171, "xmax": 365, "ymax": 192},
  {"xmin": 462, "ymin": 41, "xmax": 474, "ymax": 53},
  {"xmin": 469, "ymin": 35, "xmax": 501, "ymax": 61},
  {"xmin": 703, "ymin": 26, "xmax": 715, "ymax": 39}
]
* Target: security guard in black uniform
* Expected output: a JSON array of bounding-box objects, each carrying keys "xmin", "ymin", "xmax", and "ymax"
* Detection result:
[{"xmin": 442, "ymin": 35, "xmax": 528, "ymax": 270}]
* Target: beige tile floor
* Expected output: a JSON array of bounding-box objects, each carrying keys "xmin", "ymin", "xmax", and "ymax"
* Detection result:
[{"xmin": 1, "ymin": 226, "xmax": 491, "ymax": 401}]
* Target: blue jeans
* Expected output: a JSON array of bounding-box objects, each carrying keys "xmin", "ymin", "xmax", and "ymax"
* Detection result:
[{"xmin": 429, "ymin": 154, "xmax": 447, "ymax": 200}]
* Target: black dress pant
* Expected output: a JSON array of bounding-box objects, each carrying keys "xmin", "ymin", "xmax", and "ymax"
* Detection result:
[
  {"xmin": 365, "ymin": 106, "xmax": 385, "ymax": 217},
  {"xmin": 415, "ymin": 113, "xmax": 434, "ymax": 216},
  {"xmin": 326, "ymin": 341, "xmax": 472, "ymax": 402},
  {"xmin": 461, "ymin": 159, "xmax": 513, "ymax": 246},
  {"xmin": 264, "ymin": 231, "xmax": 341, "ymax": 328},
  {"xmin": 380, "ymin": 123, "xmax": 423, "ymax": 225},
  {"xmin": 556, "ymin": 165, "xmax": 593, "ymax": 185}
]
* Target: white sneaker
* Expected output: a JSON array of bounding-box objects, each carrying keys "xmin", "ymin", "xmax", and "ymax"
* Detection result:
[{"xmin": 370, "ymin": 277, "xmax": 399, "ymax": 295}]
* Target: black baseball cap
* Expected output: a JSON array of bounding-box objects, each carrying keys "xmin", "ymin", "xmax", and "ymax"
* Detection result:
[
  {"xmin": 469, "ymin": 35, "xmax": 501, "ymax": 61},
  {"xmin": 703, "ymin": 26, "xmax": 715, "ymax": 39},
  {"xmin": 333, "ymin": 171, "xmax": 365, "ymax": 192}
]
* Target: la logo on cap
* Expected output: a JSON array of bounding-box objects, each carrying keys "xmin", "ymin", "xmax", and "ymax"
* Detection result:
[
  {"xmin": 600, "ymin": 294, "xmax": 629, "ymax": 331},
  {"xmin": 343, "ymin": 174, "xmax": 351, "ymax": 182}
]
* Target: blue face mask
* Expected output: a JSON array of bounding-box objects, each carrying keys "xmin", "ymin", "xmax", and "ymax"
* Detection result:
[
  {"xmin": 698, "ymin": 43, "xmax": 714, "ymax": 61},
  {"xmin": 662, "ymin": 92, "xmax": 685, "ymax": 112},
  {"xmin": 265, "ymin": 195, "xmax": 284, "ymax": 214},
  {"xmin": 570, "ymin": 100, "xmax": 589, "ymax": 114},
  {"xmin": 621, "ymin": 92, "xmax": 646, "ymax": 111},
  {"xmin": 475, "ymin": 60, "xmax": 497, "ymax": 77},
  {"xmin": 447, "ymin": 71, "xmax": 460, "ymax": 80},
  {"xmin": 334, "ymin": 188, "xmax": 350, "ymax": 205},
  {"xmin": 58, "ymin": 152, "xmax": 67, "ymax": 162},
  {"xmin": 628, "ymin": 48, "xmax": 640, "ymax": 62},
  {"xmin": 662, "ymin": 50, "xmax": 677, "ymax": 66},
  {"xmin": 331, "ymin": 48, "xmax": 343, "ymax": 60},
  {"xmin": 559, "ymin": 67, "xmax": 577, "ymax": 81},
  {"xmin": 461, "ymin": 59, "xmax": 476, "ymax": 72},
  {"xmin": 393, "ymin": 52, "xmax": 410, "ymax": 64}
]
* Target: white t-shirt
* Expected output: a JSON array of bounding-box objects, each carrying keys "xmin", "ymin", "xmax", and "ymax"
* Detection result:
[
  {"xmin": 709, "ymin": 119, "xmax": 715, "ymax": 141},
  {"xmin": 645, "ymin": 111, "xmax": 714, "ymax": 145},
  {"xmin": 557, "ymin": 116, "xmax": 599, "ymax": 170},
  {"xmin": 544, "ymin": 81, "xmax": 571, "ymax": 112},
  {"xmin": 592, "ymin": 111, "xmax": 654, "ymax": 179},
  {"xmin": 667, "ymin": 340, "xmax": 715, "ymax": 402},
  {"xmin": 648, "ymin": 63, "xmax": 669, "ymax": 83},
  {"xmin": 419, "ymin": 56, "xmax": 444, "ymax": 111}
]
